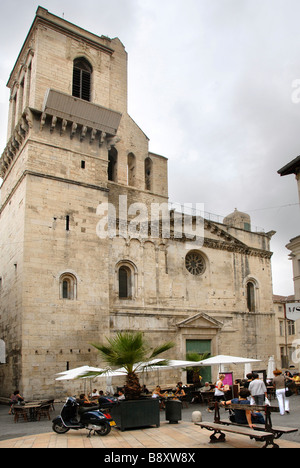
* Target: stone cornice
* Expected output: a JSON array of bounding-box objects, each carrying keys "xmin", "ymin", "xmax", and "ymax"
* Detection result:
[
  {"xmin": 113, "ymin": 219, "xmax": 273, "ymax": 259},
  {"xmin": 203, "ymin": 237, "xmax": 273, "ymax": 258},
  {"xmin": 0, "ymin": 104, "xmax": 121, "ymax": 180},
  {"xmin": 0, "ymin": 110, "xmax": 31, "ymax": 178}
]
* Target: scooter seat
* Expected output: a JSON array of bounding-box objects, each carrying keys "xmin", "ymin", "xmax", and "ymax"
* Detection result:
[{"xmin": 78, "ymin": 405, "xmax": 99, "ymax": 415}]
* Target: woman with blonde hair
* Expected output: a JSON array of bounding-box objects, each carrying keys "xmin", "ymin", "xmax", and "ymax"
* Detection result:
[{"xmin": 214, "ymin": 374, "xmax": 226, "ymax": 402}]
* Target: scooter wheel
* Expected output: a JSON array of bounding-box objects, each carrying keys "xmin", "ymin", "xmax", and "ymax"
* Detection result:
[
  {"xmin": 52, "ymin": 422, "xmax": 70, "ymax": 434},
  {"xmin": 95, "ymin": 423, "xmax": 112, "ymax": 437}
]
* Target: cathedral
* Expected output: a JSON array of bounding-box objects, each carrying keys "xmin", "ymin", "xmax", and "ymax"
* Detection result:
[{"xmin": 0, "ymin": 8, "xmax": 276, "ymax": 399}]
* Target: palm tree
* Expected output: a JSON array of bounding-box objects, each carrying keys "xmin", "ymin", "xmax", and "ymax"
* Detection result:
[
  {"xmin": 90, "ymin": 332, "xmax": 175, "ymax": 400},
  {"xmin": 186, "ymin": 352, "xmax": 211, "ymax": 385}
]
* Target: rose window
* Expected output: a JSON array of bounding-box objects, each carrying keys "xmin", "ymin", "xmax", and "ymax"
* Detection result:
[{"xmin": 185, "ymin": 251, "xmax": 206, "ymax": 276}]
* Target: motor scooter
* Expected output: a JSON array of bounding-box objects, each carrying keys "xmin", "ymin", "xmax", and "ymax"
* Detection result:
[{"xmin": 52, "ymin": 397, "xmax": 116, "ymax": 437}]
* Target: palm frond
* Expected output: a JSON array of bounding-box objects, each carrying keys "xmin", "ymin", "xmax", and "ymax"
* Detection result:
[
  {"xmin": 149, "ymin": 341, "xmax": 175, "ymax": 359},
  {"xmin": 90, "ymin": 332, "xmax": 175, "ymax": 399},
  {"xmin": 76, "ymin": 370, "xmax": 105, "ymax": 380}
]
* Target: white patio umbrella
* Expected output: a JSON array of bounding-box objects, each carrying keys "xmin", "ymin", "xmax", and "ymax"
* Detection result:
[
  {"xmin": 267, "ymin": 356, "xmax": 276, "ymax": 380},
  {"xmin": 162, "ymin": 360, "xmax": 203, "ymax": 369},
  {"xmin": 244, "ymin": 363, "xmax": 253, "ymax": 379},
  {"xmin": 128, "ymin": 359, "xmax": 199, "ymax": 372},
  {"xmin": 196, "ymin": 355, "xmax": 261, "ymax": 374},
  {"xmin": 56, "ymin": 365, "xmax": 92, "ymax": 377},
  {"xmin": 110, "ymin": 359, "xmax": 199, "ymax": 387},
  {"xmin": 196, "ymin": 355, "xmax": 261, "ymax": 366},
  {"xmin": 55, "ymin": 366, "xmax": 106, "ymax": 381}
]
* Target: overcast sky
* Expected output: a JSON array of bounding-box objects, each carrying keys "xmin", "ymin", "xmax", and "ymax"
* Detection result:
[{"xmin": 0, "ymin": 0, "xmax": 299, "ymax": 295}]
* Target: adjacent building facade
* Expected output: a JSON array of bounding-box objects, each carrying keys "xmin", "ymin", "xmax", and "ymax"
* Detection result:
[
  {"xmin": 273, "ymin": 295, "xmax": 297, "ymax": 370},
  {"xmin": 278, "ymin": 156, "xmax": 300, "ymax": 300},
  {"xmin": 0, "ymin": 8, "xmax": 276, "ymax": 399}
]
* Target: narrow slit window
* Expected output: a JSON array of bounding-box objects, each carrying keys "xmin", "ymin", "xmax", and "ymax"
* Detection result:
[
  {"xmin": 108, "ymin": 148, "xmax": 118, "ymax": 182},
  {"xmin": 62, "ymin": 280, "xmax": 69, "ymax": 299},
  {"xmin": 145, "ymin": 157, "xmax": 153, "ymax": 191},
  {"xmin": 247, "ymin": 282, "xmax": 255, "ymax": 312},
  {"xmin": 66, "ymin": 215, "xmax": 70, "ymax": 231}
]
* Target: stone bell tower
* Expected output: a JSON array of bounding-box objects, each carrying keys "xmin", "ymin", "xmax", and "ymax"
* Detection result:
[{"xmin": 0, "ymin": 7, "xmax": 168, "ymax": 398}]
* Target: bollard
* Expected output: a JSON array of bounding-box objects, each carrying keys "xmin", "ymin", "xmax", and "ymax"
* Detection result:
[{"xmin": 192, "ymin": 411, "xmax": 202, "ymax": 423}]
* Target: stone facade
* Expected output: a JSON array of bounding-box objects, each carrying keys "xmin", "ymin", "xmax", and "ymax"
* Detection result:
[{"xmin": 0, "ymin": 8, "xmax": 276, "ymax": 399}]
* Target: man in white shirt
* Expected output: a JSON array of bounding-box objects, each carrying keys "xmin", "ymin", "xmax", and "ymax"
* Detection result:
[
  {"xmin": 117, "ymin": 390, "xmax": 126, "ymax": 400},
  {"xmin": 249, "ymin": 373, "xmax": 267, "ymax": 405}
]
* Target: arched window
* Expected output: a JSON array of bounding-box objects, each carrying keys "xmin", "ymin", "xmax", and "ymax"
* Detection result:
[
  {"xmin": 60, "ymin": 273, "xmax": 77, "ymax": 300},
  {"xmin": 116, "ymin": 261, "xmax": 137, "ymax": 299},
  {"xmin": 145, "ymin": 157, "xmax": 153, "ymax": 191},
  {"xmin": 127, "ymin": 153, "xmax": 136, "ymax": 186},
  {"xmin": 247, "ymin": 281, "xmax": 256, "ymax": 312},
  {"xmin": 72, "ymin": 57, "xmax": 92, "ymax": 102},
  {"xmin": 108, "ymin": 147, "xmax": 118, "ymax": 182}
]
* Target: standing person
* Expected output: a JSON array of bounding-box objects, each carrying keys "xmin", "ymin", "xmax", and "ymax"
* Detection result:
[
  {"xmin": 249, "ymin": 373, "xmax": 267, "ymax": 405},
  {"xmin": 214, "ymin": 374, "xmax": 226, "ymax": 402},
  {"xmin": 244, "ymin": 373, "xmax": 254, "ymax": 389},
  {"xmin": 273, "ymin": 369, "xmax": 290, "ymax": 415}
]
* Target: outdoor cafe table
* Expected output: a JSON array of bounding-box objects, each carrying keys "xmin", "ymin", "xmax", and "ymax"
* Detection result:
[{"xmin": 21, "ymin": 402, "xmax": 42, "ymax": 421}]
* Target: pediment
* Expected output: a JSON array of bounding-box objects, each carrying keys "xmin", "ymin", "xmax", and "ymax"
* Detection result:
[
  {"xmin": 176, "ymin": 312, "xmax": 223, "ymax": 330},
  {"xmin": 204, "ymin": 220, "xmax": 246, "ymax": 247}
]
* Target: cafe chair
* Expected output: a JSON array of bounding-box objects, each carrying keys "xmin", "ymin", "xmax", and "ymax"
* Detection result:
[
  {"xmin": 14, "ymin": 406, "xmax": 28, "ymax": 423},
  {"xmin": 37, "ymin": 404, "xmax": 51, "ymax": 421}
]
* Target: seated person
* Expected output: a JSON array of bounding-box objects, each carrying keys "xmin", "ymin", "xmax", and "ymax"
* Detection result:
[
  {"xmin": 175, "ymin": 382, "xmax": 186, "ymax": 398},
  {"xmin": 98, "ymin": 391, "xmax": 116, "ymax": 408},
  {"xmin": 200, "ymin": 382, "xmax": 211, "ymax": 392},
  {"xmin": 89, "ymin": 389, "xmax": 100, "ymax": 400},
  {"xmin": 221, "ymin": 388, "xmax": 265, "ymax": 429},
  {"xmin": 8, "ymin": 390, "xmax": 24, "ymax": 415},
  {"xmin": 77, "ymin": 393, "xmax": 98, "ymax": 415},
  {"xmin": 78, "ymin": 394, "xmax": 93, "ymax": 406},
  {"xmin": 117, "ymin": 390, "xmax": 125, "ymax": 401},
  {"xmin": 152, "ymin": 386, "xmax": 167, "ymax": 398},
  {"xmin": 142, "ymin": 384, "xmax": 150, "ymax": 394},
  {"xmin": 152, "ymin": 386, "xmax": 167, "ymax": 409}
]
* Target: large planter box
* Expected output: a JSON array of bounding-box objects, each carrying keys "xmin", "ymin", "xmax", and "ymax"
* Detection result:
[{"xmin": 110, "ymin": 398, "xmax": 160, "ymax": 432}]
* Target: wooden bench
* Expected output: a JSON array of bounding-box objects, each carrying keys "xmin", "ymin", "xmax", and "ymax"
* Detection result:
[
  {"xmin": 219, "ymin": 420, "xmax": 298, "ymax": 441},
  {"xmin": 195, "ymin": 421, "xmax": 277, "ymax": 448},
  {"xmin": 195, "ymin": 401, "xmax": 297, "ymax": 448}
]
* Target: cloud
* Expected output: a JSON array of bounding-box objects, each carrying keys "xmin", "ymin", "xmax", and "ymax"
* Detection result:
[{"xmin": 0, "ymin": 0, "xmax": 299, "ymax": 295}]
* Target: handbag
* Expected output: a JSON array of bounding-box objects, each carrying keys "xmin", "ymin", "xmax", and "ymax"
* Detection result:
[{"xmin": 285, "ymin": 378, "xmax": 296, "ymax": 397}]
